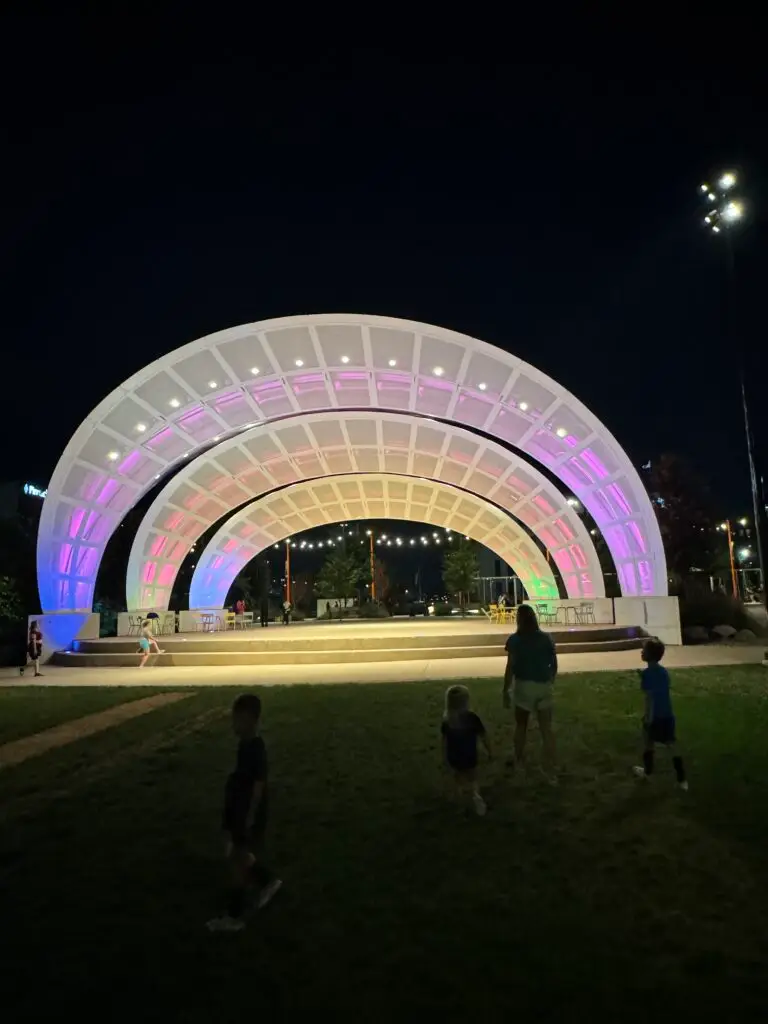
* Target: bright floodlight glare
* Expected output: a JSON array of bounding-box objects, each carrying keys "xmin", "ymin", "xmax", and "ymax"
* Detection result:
[
  {"xmin": 722, "ymin": 201, "xmax": 743, "ymax": 222},
  {"xmin": 719, "ymin": 172, "xmax": 736, "ymax": 190},
  {"xmin": 739, "ymin": 517, "xmax": 748, "ymax": 526},
  {"xmin": 740, "ymin": 547, "xmax": 751, "ymax": 559},
  {"xmin": 700, "ymin": 183, "xmax": 709, "ymax": 192},
  {"xmin": 704, "ymin": 216, "xmax": 711, "ymax": 224},
  {"xmin": 707, "ymin": 192, "xmax": 716, "ymax": 201},
  {"xmin": 712, "ymin": 225, "xmax": 721, "ymax": 233}
]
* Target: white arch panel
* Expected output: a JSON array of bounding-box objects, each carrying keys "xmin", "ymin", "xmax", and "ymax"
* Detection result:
[
  {"xmin": 126, "ymin": 411, "xmax": 605, "ymax": 609},
  {"xmin": 188, "ymin": 474, "xmax": 559, "ymax": 608},
  {"xmin": 37, "ymin": 313, "xmax": 665, "ymax": 611}
]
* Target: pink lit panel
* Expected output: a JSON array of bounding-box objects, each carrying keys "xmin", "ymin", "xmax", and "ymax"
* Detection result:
[
  {"xmin": 96, "ymin": 479, "xmax": 120, "ymax": 506},
  {"xmin": 81, "ymin": 511, "xmax": 111, "ymax": 544},
  {"xmin": 158, "ymin": 564, "xmax": 176, "ymax": 588},
  {"xmin": 627, "ymin": 521, "xmax": 647, "ymax": 555},
  {"xmin": 75, "ymin": 547, "xmax": 99, "ymax": 578},
  {"xmin": 638, "ymin": 561, "xmax": 653, "ymax": 594},
  {"xmin": 118, "ymin": 450, "xmax": 142, "ymax": 475},
  {"xmin": 247, "ymin": 379, "xmax": 294, "ymax": 417},
  {"xmin": 212, "ymin": 391, "xmax": 254, "ymax": 427},
  {"xmin": 142, "ymin": 562, "xmax": 157, "ymax": 584},
  {"xmin": 177, "ymin": 408, "xmax": 221, "ymax": 443},
  {"xmin": 533, "ymin": 495, "xmax": 555, "ymax": 516},
  {"xmin": 539, "ymin": 528, "xmax": 558, "ymax": 550},
  {"xmin": 617, "ymin": 562, "xmax": 638, "ymax": 595},
  {"xmin": 581, "ymin": 448, "xmax": 610, "ymax": 479},
  {"xmin": 452, "ymin": 393, "xmax": 494, "ymax": 429},
  {"xmin": 163, "ymin": 511, "xmax": 184, "ymax": 532},
  {"xmin": 607, "ymin": 482, "xmax": 633, "ymax": 516},
  {"xmin": 223, "ymin": 538, "xmax": 239, "ymax": 553},
  {"xmin": 516, "ymin": 505, "xmax": 545, "ymax": 529},
  {"xmin": 553, "ymin": 549, "xmax": 574, "ymax": 574},
  {"xmin": 167, "ymin": 540, "xmax": 187, "ymax": 561},
  {"xmin": 604, "ymin": 524, "xmax": 631, "ymax": 560},
  {"xmin": 150, "ymin": 535, "xmax": 168, "ymax": 557},
  {"xmin": 58, "ymin": 543, "xmax": 73, "ymax": 574},
  {"xmin": 569, "ymin": 544, "xmax": 587, "ymax": 570},
  {"xmin": 553, "ymin": 518, "xmax": 574, "ymax": 542}
]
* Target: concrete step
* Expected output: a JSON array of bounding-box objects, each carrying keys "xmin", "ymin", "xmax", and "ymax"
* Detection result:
[
  {"xmin": 55, "ymin": 636, "xmax": 643, "ymax": 668},
  {"xmin": 72, "ymin": 626, "xmax": 642, "ymax": 656}
]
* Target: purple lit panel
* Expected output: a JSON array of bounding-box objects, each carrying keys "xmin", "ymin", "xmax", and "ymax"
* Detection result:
[
  {"xmin": 212, "ymin": 390, "xmax": 254, "ymax": 427},
  {"xmin": 118, "ymin": 450, "xmax": 142, "ymax": 475},
  {"xmin": 76, "ymin": 547, "xmax": 99, "ymax": 578},
  {"xmin": 604, "ymin": 524, "xmax": 631, "ymax": 560},
  {"xmin": 638, "ymin": 561, "xmax": 653, "ymax": 594},
  {"xmin": 564, "ymin": 458, "xmax": 592, "ymax": 487},
  {"xmin": 581, "ymin": 449, "xmax": 610, "ymax": 480},
  {"xmin": 81, "ymin": 511, "xmax": 111, "ymax": 544},
  {"xmin": 627, "ymin": 521, "xmax": 647, "ymax": 555},
  {"xmin": 58, "ymin": 543, "xmax": 73, "ymax": 574},
  {"xmin": 452, "ymin": 392, "xmax": 494, "ymax": 429},
  {"xmin": 247, "ymin": 380, "xmax": 294, "ymax": 417},
  {"xmin": 607, "ymin": 483, "xmax": 633, "ymax": 516},
  {"xmin": 617, "ymin": 562, "xmax": 638, "ymax": 595},
  {"xmin": 528, "ymin": 442, "xmax": 558, "ymax": 468},
  {"xmin": 487, "ymin": 409, "xmax": 529, "ymax": 446},
  {"xmin": 414, "ymin": 378, "xmax": 453, "ymax": 417},
  {"xmin": 68, "ymin": 507, "xmax": 86, "ymax": 539},
  {"xmin": 146, "ymin": 427, "xmax": 187, "ymax": 459}
]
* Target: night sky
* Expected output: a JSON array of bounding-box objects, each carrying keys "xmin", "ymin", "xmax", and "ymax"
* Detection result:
[{"xmin": 3, "ymin": 15, "xmax": 766, "ymax": 510}]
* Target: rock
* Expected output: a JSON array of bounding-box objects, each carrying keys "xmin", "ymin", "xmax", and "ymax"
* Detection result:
[
  {"xmin": 683, "ymin": 626, "xmax": 709, "ymax": 645},
  {"xmin": 712, "ymin": 624, "xmax": 737, "ymax": 639},
  {"xmin": 733, "ymin": 629, "xmax": 757, "ymax": 644}
]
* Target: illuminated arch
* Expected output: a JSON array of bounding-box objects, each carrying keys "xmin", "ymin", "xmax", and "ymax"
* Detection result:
[
  {"xmin": 125, "ymin": 411, "xmax": 604, "ymax": 608},
  {"xmin": 189, "ymin": 474, "xmax": 559, "ymax": 608},
  {"xmin": 38, "ymin": 313, "xmax": 665, "ymax": 612}
]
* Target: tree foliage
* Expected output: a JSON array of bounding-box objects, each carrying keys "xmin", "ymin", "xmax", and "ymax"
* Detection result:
[
  {"xmin": 0, "ymin": 575, "xmax": 23, "ymax": 623},
  {"xmin": 642, "ymin": 454, "xmax": 723, "ymax": 579},
  {"xmin": 316, "ymin": 548, "xmax": 369, "ymax": 605},
  {"xmin": 442, "ymin": 540, "xmax": 479, "ymax": 610}
]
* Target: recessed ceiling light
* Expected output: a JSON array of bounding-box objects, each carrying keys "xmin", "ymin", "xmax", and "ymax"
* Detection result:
[
  {"xmin": 107, "ymin": 451, "xmax": 119, "ymax": 462},
  {"xmin": 433, "ymin": 366, "xmax": 445, "ymax": 377},
  {"xmin": 478, "ymin": 382, "xmax": 487, "ymax": 391},
  {"xmin": 213, "ymin": 435, "xmax": 221, "ymax": 441},
  {"xmin": 250, "ymin": 367, "xmax": 260, "ymax": 376},
  {"xmin": 388, "ymin": 358, "xmax": 397, "ymax": 367},
  {"xmin": 208, "ymin": 381, "xmax": 218, "ymax": 389},
  {"xmin": 519, "ymin": 401, "xmax": 529, "ymax": 412},
  {"xmin": 136, "ymin": 423, "xmax": 147, "ymax": 433},
  {"xmin": 294, "ymin": 359, "xmax": 304, "ymax": 367},
  {"xmin": 169, "ymin": 398, "xmax": 180, "ymax": 409},
  {"xmin": 340, "ymin": 355, "xmax": 350, "ymax": 364},
  {"xmin": 556, "ymin": 427, "xmax": 567, "ymax": 438}
]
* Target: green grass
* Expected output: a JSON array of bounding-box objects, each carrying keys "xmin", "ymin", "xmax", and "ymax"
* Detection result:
[
  {"xmin": 3, "ymin": 667, "xmax": 768, "ymax": 1022},
  {"xmin": 0, "ymin": 686, "xmax": 167, "ymax": 745}
]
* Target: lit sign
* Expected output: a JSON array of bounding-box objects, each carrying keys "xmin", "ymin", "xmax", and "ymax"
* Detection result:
[{"xmin": 23, "ymin": 483, "xmax": 47, "ymax": 499}]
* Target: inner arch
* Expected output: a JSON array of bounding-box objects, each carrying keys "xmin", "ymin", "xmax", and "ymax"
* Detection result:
[
  {"xmin": 126, "ymin": 411, "xmax": 604, "ymax": 609},
  {"xmin": 188, "ymin": 474, "xmax": 559, "ymax": 609}
]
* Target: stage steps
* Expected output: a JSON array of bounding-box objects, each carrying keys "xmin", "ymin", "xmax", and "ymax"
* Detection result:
[{"xmin": 54, "ymin": 625, "xmax": 645, "ymax": 668}]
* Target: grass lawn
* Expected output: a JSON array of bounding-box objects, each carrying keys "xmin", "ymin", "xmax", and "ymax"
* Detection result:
[
  {"xmin": 0, "ymin": 685, "xmax": 169, "ymax": 745},
  {"xmin": 3, "ymin": 666, "xmax": 768, "ymax": 1022}
]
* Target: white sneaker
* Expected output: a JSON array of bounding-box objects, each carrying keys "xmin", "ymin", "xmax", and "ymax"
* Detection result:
[
  {"xmin": 257, "ymin": 878, "xmax": 283, "ymax": 909},
  {"xmin": 632, "ymin": 766, "xmax": 649, "ymax": 780},
  {"xmin": 472, "ymin": 792, "xmax": 487, "ymax": 816},
  {"xmin": 206, "ymin": 915, "xmax": 245, "ymax": 933},
  {"xmin": 678, "ymin": 780, "xmax": 689, "ymax": 792}
]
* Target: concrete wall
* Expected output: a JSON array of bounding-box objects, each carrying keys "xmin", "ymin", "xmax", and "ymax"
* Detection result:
[
  {"xmin": 538, "ymin": 598, "xmax": 615, "ymax": 625},
  {"xmin": 613, "ymin": 596, "xmax": 681, "ymax": 646},
  {"xmin": 29, "ymin": 612, "xmax": 101, "ymax": 665}
]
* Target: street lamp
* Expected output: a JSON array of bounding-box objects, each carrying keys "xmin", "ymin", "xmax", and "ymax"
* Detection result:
[
  {"xmin": 717, "ymin": 521, "xmax": 739, "ymax": 599},
  {"xmin": 701, "ymin": 170, "xmax": 768, "ymax": 611}
]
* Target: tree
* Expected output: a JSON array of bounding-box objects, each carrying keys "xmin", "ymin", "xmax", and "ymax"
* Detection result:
[
  {"xmin": 442, "ymin": 540, "xmax": 479, "ymax": 614},
  {"xmin": 316, "ymin": 548, "xmax": 368, "ymax": 606},
  {"xmin": 642, "ymin": 454, "xmax": 723, "ymax": 584},
  {"xmin": 0, "ymin": 575, "xmax": 23, "ymax": 625}
]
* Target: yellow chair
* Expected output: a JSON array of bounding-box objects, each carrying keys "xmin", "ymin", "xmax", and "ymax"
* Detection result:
[
  {"xmin": 224, "ymin": 612, "xmax": 236, "ymax": 630},
  {"xmin": 488, "ymin": 603, "xmax": 499, "ymax": 623}
]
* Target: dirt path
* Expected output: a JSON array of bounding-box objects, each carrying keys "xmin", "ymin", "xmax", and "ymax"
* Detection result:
[{"xmin": 0, "ymin": 692, "xmax": 192, "ymax": 768}]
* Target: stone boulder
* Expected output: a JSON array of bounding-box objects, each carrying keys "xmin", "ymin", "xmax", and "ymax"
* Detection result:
[
  {"xmin": 683, "ymin": 626, "xmax": 709, "ymax": 645},
  {"xmin": 712, "ymin": 624, "xmax": 737, "ymax": 640},
  {"xmin": 733, "ymin": 629, "xmax": 757, "ymax": 644}
]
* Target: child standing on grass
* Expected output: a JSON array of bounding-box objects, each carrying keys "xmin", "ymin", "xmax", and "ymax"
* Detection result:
[
  {"xmin": 633, "ymin": 637, "xmax": 688, "ymax": 791},
  {"xmin": 207, "ymin": 694, "xmax": 282, "ymax": 933},
  {"xmin": 441, "ymin": 685, "xmax": 491, "ymax": 816}
]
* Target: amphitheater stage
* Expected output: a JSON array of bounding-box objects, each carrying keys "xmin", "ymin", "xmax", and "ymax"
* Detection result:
[{"xmin": 54, "ymin": 618, "xmax": 646, "ymax": 669}]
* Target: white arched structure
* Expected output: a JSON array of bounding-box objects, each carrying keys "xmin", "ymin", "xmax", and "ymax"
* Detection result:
[
  {"xmin": 189, "ymin": 474, "xmax": 560, "ymax": 608},
  {"xmin": 126, "ymin": 411, "xmax": 604, "ymax": 609},
  {"xmin": 38, "ymin": 313, "xmax": 666, "ymax": 614}
]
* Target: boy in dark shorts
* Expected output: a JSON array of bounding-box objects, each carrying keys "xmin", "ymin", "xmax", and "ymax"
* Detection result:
[
  {"xmin": 632, "ymin": 638, "xmax": 688, "ymax": 791},
  {"xmin": 441, "ymin": 685, "xmax": 491, "ymax": 815},
  {"xmin": 207, "ymin": 694, "xmax": 282, "ymax": 932}
]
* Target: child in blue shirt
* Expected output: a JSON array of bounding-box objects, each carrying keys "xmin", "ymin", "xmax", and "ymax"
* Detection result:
[{"xmin": 633, "ymin": 638, "xmax": 688, "ymax": 790}]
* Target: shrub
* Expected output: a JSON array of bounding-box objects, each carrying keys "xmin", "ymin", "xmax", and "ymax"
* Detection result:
[
  {"xmin": 433, "ymin": 602, "xmax": 454, "ymax": 616},
  {"xmin": 679, "ymin": 591, "xmax": 763, "ymax": 635}
]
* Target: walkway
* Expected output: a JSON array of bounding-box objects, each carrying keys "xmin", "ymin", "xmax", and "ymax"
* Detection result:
[{"xmin": 1, "ymin": 644, "xmax": 763, "ymax": 688}]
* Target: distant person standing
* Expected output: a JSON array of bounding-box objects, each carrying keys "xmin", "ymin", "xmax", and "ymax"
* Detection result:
[
  {"xmin": 282, "ymin": 600, "xmax": 291, "ymax": 626},
  {"xmin": 259, "ymin": 600, "xmax": 269, "ymax": 628},
  {"xmin": 26, "ymin": 621, "xmax": 44, "ymax": 677},
  {"xmin": 235, "ymin": 598, "xmax": 245, "ymax": 616}
]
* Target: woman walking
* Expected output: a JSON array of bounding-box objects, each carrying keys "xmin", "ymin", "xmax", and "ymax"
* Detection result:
[
  {"xmin": 27, "ymin": 620, "xmax": 44, "ymax": 677},
  {"xmin": 502, "ymin": 604, "xmax": 558, "ymax": 780}
]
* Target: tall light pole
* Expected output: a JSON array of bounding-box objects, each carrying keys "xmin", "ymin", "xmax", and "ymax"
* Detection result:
[
  {"xmin": 717, "ymin": 520, "xmax": 739, "ymax": 599},
  {"xmin": 700, "ymin": 171, "xmax": 768, "ymax": 611},
  {"xmin": 366, "ymin": 529, "xmax": 376, "ymax": 601}
]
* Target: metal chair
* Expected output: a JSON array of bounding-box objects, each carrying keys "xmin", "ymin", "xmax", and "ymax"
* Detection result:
[
  {"xmin": 578, "ymin": 602, "xmax": 596, "ymax": 624},
  {"xmin": 535, "ymin": 602, "xmax": 557, "ymax": 625},
  {"xmin": 128, "ymin": 614, "xmax": 143, "ymax": 636}
]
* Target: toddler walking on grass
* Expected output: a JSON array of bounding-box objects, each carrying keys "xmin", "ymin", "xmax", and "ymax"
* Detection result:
[
  {"xmin": 207, "ymin": 694, "xmax": 282, "ymax": 932},
  {"xmin": 441, "ymin": 685, "xmax": 491, "ymax": 816},
  {"xmin": 633, "ymin": 638, "xmax": 688, "ymax": 791}
]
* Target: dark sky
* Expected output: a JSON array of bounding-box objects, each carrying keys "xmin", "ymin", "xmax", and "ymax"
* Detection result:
[{"xmin": 3, "ymin": 15, "xmax": 766, "ymax": 510}]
